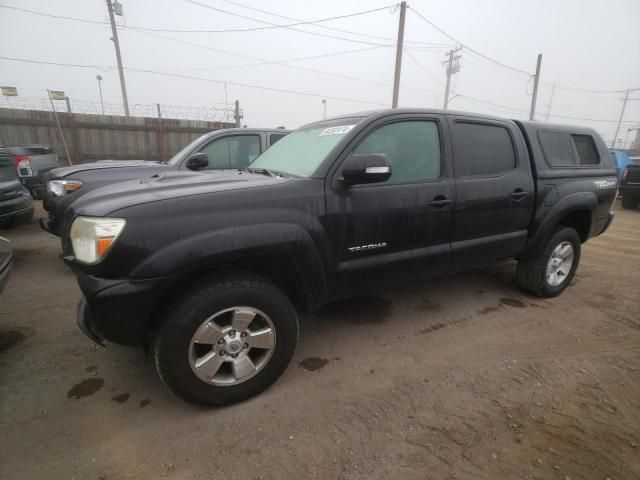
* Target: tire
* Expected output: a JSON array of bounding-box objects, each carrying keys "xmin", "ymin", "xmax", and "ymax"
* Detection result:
[
  {"xmin": 621, "ymin": 195, "xmax": 638, "ymax": 210},
  {"xmin": 516, "ymin": 227, "xmax": 581, "ymax": 298},
  {"xmin": 154, "ymin": 272, "xmax": 299, "ymax": 406}
]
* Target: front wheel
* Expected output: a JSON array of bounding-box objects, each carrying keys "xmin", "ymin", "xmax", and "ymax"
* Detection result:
[
  {"xmin": 154, "ymin": 273, "xmax": 299, "ymax": 406},
  {"xmin": 516, "ymin": 227, "xmax": 581, "ymax": 298}
]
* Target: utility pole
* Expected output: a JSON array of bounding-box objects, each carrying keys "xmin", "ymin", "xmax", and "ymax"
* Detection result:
[
  {"xmin": 612, "ymin": 89, "xmax": 630, "ymax": 148},
  {"xmin": 529, "ymin": 54, "xmax": 543, "ymax": 120},
  {"xmin": 234, "ymin": 100, "xmax": 242, "ymax": 128},
  {"xmin": 322, "ymin": 99, "xmax": 327, "ymax": 119},
  {"xmin": 544, "ymin": 81, "xmax": 556, "ymax": 122},
  {"xmin": 391, "ymin": 1, "xmax": 407, "ymax": 108},
  {"xmin": 106, "ymin": 0, "xmax": 130, "ymax": 116},
  {"xmin": 443, "ymin": 47, "xmax": 462, "ymax": 110}
]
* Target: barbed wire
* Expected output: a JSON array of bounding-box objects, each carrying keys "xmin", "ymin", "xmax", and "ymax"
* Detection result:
[{"xmin": 1, "ymin": 95, "xmax": 236, "ymax": 122}]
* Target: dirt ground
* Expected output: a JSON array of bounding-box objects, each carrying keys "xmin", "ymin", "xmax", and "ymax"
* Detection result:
[{"xmin": 0, "ymin": 202, "xmax": 638, "ymax": 480}]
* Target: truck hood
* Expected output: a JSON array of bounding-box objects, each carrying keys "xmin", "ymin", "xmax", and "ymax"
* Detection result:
[
  {"xmin": 50, "ymin": 160, "xmax": 162, "ymax": 179},
  {"xmin": 71, "ymin": 170, "xmax": 290, "ymax": 217}
]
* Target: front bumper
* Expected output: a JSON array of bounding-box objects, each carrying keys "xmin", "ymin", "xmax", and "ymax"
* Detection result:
[
  {"xmin": 619, "ymin": 185, "xmax": 640, "ymax": 197},
  {"xmin": 75, "ymin": 271, "xmax": 177, "ymax": 347},
  {"xmin": 595, "ymin": 211, "xmax": 615, "ymax": 237},
  {"xmin": 39, "ymin": 213, "xmax": 61, "ymax": 236},
  {"xmin": 0, "ymin": 195, "xmax": 34, "ymax": 226}
]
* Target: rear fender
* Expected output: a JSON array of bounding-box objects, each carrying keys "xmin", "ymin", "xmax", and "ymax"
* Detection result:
[{"xmin": 523, "ymin": 191, "xmax": 596, "ymax": 256}]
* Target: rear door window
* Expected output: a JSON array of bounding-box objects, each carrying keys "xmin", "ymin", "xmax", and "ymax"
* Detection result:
[{"xmin": 452, "ymin": 122, "xmax": 516, "ymax": 176}]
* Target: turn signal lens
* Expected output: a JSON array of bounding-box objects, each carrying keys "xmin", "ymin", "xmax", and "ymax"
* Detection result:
[
  {"xmin": 69, "ymin": 216, "xmax": 126, "ymax": 264},
  {"xmin": 48, "ymin": 179, "xmax": 83, "ymax": 196}
]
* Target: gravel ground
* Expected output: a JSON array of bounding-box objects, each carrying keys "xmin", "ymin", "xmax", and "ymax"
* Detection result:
[{"xmin": 1, "ymin": 201, "xmax": 639, "ymax": 480}]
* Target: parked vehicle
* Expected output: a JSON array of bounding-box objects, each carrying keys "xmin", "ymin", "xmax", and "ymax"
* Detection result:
[
  {"xmin": 0, "ymin": 235, "xmax": 11, "ymax": 294},
  {"xmin": 7, "ymin": 144, "xmax": 62, "ymax": 199},
  {"xmin": 619, "ymin": 162, "xmax": 640, "ymax": 209},
  {"xmin": 41, "ymin": 128, "xmax": 289, "ymax": 236},
  {"xmin": 1, "ymin": 145, "xmax": 34, "ymax": 229},
  {"xmin": 610, "ymin": 150, "xmax": 632, "ymax": 181},
  {"xmin": 61, "ymin": 109, "xmax": 617, "ymax": 406}
]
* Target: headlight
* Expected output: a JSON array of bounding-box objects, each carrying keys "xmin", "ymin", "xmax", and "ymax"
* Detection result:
[
  {"xmin": 48, "ymin": 179, "xmax": 83, "ymax": 196},
  {"xmin": 70, "ymin": 216, "xmax": 126, "ymax": 264}
]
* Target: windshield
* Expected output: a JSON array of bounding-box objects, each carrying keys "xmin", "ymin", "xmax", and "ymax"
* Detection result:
[
  {"xmin": 250, "ymin": 120, "xmax": 361, "ymax": 177},
  {"xmin": 167, "ymin": 133, "xmax": 209, "ymax": 165}
]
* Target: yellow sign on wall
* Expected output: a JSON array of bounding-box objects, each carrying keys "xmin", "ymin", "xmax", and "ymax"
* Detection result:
[
  {"xmin": 1, "ymin": 86, "xmax": 18, "ymax": 96},
  {"xmin": 49, "ymin": 90, "xmax": 66, "ymax": 100}
]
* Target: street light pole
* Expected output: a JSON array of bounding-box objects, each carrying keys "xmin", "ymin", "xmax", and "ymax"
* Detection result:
[
  {"xmin": 322, "ymin": 99, "xmax": 326, "ymax": 119},
  {"xmin": 96, "ymin": 75, "xmax": 104, "ymax": 115},
  {"xmin": 106, "ymin": 0, "xmax": 130, "ymax": 116}
]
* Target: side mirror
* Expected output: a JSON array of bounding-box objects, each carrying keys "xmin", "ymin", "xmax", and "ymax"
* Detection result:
[
  {"xmin": 341, "ymin": 154, "xmax": 391, "ymax": 187},
  {"xmin": 185, "ymin": 153, "xmax": 209, "ymax": 170}
]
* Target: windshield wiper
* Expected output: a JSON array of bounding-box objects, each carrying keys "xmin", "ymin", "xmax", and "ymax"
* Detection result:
[{"xmin": 245, "ymin": 167, "xmax": 275, "ymax": 177}]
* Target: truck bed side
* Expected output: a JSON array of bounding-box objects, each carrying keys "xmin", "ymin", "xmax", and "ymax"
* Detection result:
[{"xmin": 515, "ymin": 121, "xmax": 617, "ymax": 256}]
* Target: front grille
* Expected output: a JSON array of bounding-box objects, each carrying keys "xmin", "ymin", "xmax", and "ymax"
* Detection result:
[{"xmin": 3, "ymin": 189, "xmax": 18, "ymax": 200}]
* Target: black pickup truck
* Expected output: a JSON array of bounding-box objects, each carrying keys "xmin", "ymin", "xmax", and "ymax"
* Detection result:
[
  {"xmin": 61, "ymin": 109, "xmax": 616, "ymax": 406},
  {"xmin": 619, "ymin": 163, "xmax": 640, "ymax": 209},
  {"xmin": 41, "ymin": 128, "xmax": 289, "ymax": 236}
]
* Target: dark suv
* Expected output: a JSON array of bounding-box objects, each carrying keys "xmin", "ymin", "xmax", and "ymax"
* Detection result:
[
  {"xmin": 61, "ymin": 109, "xmax": 616, "ymax": 405},
  {"xmin": 1, "ymin": 145, "xmax": 34, "ymax": 229}
]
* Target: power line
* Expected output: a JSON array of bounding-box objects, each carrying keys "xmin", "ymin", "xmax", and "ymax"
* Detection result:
[
  {"xmin": 0, "ymin": 3, "xmax": 107, "ymax": 25},
  {"xmin": 0, "ymin": 55, "xmax": 388, "ymax": 107},
  {"xmin": 405, "ymin": 51, "xmax": 445, "ymax": 87},
  {"xmin": 215, "ymin": 0, "xmax": 454, "ymax": 47},
  {"xmin": 129, "ymin": 4, "xmax": 395, "ymax": 33},
  {"xmin": 409, "ymin": 6, "xmax": 531, "ymax": 75},
  {"xmin": 130, "ymin": 28, "xmax": 442, "ymax": 95},
  {"xmin": 127, "ymin": 29, "xmax": 399, "ymax": 90},
  {"xmin": 0, "ymin": 2, "xmax": 397, "ymax": 37},
  {"xmin": 165, "ymin": 46, "xmax": 388, "ymax": 73},
  {"xmin": 183, "ymin": 0, "xmax": 393, "ymax": 46}
]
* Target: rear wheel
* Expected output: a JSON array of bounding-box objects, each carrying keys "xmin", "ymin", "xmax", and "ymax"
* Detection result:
[
  {"xmin": 621, "ymin": 195, "xmax": 638, "ymax": 210},
  {"xmin": 154, "ymin": 273, "xmax": 298, "ymax": 406},
  {"xmin": 516, "ymin": 227, "xmax": 581, "ymax": 298}
]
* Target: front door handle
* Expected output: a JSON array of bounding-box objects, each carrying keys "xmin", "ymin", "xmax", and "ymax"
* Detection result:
[
  {"xmin": 511, "ymin": 189, "xmax": 527, "ymax": 200},
  {"xmin": 429, "ymin": 196, "xmax": 451, "ymax": 208}
]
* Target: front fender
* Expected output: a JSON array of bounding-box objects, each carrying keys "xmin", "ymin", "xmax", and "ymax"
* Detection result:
[
  {"xmin": 130, "ymin": 223, "xmax": 327, "ymax": 309},
  {"xmin": 523, "ymin": 191, "xmax": 597, "ymax": 256}
]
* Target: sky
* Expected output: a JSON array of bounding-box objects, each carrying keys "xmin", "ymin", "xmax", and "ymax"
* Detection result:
[{"xmin": 1, "ymin": 0, "xmax": 639, "ymax": 147}]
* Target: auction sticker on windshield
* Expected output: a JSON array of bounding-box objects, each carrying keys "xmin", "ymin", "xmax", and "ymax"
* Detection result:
[{"xmin": 319, "ymin": 125, "xmax": 355, "ymax": 136}]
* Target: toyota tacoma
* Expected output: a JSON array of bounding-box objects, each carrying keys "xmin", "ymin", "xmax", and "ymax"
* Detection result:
[{"xmin": 60, "ymin": 109, "xmax": 617, "ymax": 406}]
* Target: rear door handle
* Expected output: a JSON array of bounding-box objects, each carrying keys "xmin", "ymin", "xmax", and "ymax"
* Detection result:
[
  {"xmin": 429, "ymin": 196, "xmax": 451, "ymax": 208},
  {"xmin": 511, "ymin": 189, "xmax": 527, "ymax": 200}
]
